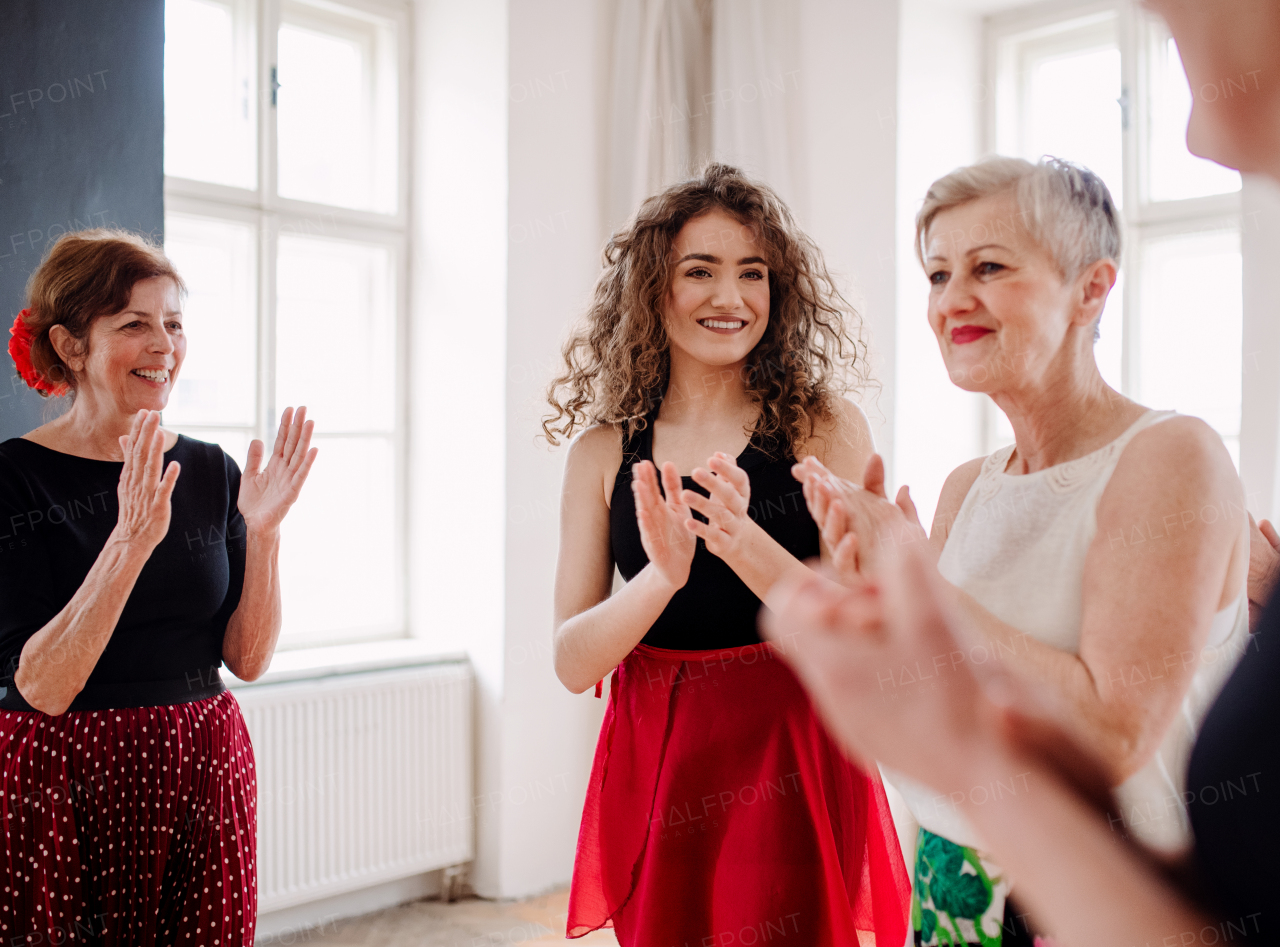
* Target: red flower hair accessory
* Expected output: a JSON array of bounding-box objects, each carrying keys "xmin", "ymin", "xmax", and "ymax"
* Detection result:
[{"xmin": 9, "ymin": 310, "xmax": 67, "ymax": 396}]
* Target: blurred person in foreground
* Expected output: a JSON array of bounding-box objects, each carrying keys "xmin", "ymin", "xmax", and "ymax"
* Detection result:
[{"xmin": 764, "ymin": 1, "xmax": 1280, "ymax": 942}]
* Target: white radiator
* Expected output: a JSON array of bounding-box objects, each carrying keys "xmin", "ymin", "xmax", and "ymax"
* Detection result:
[{"xmin": 233, "ymin": 661, "xmax": 474, "ymax": 913}]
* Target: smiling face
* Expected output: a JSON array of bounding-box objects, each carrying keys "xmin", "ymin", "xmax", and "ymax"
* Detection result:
[
  {"xmin": 924, "ymin": 191, "xmax": 1109, "ymax": 395},
  {"xmin": 662, "ymin": 209, "xmax": 771, "ymax": 369},
  {"xmin": 61, "ymin": 276, "xmax": 186, "ymax": 415}
]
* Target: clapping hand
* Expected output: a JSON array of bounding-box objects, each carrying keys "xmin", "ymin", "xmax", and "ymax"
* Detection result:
[
  {"xmin": 238, "ymin": 407, "xmax": 318, "ymax": 534},
  {"xmin": 680, "ymin": 452, "xmax": 755, "ymax": 562},
  {"xmin": 112, "ymin": 410, "xmax": 181, "ymax": 551},
  {"xmin": 793, "ymin": 453, "xmax": 928, "ymax": 583},
  {"xmin": 1247, "ymin": 513, "xmax": 1280, "ymax": 630},
  {"xmin": 761, "ymin": 544, "xmax": 987, "ymax": 776},
  {"xmin": 632, "ymin": 459, "xmax": 697, "ymax": 591}
]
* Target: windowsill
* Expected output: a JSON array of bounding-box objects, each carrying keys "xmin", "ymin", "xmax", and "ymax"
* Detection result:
[{"xmin": 225, "ymin": 638, "xmax": 468, "ymax": 689}]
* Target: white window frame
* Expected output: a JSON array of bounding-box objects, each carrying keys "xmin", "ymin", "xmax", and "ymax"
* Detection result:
[
  {"xmin": 982, "ymin": 0, "xmax": 1243, "ymax": 455},
  {"xmin": 164, "ymin": 0, "xmax": 413, "ymax": 648}
]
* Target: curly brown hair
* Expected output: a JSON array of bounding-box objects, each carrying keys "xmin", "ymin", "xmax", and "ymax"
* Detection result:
[{"xmin": 543, "ymin": 163, "xmax": 867, "ymax": 459}]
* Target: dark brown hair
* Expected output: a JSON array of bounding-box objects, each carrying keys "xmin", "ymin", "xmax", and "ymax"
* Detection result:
[
  {"xmin": 543, "ymin": 163, "xmax": 867, "ymax": 458},
  {"xmin": 22, "ymin": 229, "xmax": 185, "ymax": 397}
]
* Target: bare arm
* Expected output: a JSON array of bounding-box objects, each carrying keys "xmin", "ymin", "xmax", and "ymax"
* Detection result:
[
  {"xmin": 952, "ymin": 418, "xmax": 1246, "ymax": 782},
  {"xmin": 15, "ymin": 411, "xmax": 179, "ymax": 716},
  {"xmin": 552, "ymin": 426, "xmax": 689, "ymax": 694},
  {"xmin": 800, "ymin": 418, "xmax": 1246, "ymax": 784},
  {"xmin": 222, "ymin": 407, "xmax": 317, "ymax": 681},
  {"xmin": 958, "ymin": 743, "xmax": 1214, "ymax": 947},
  {"xmin": 222, "ymin": 529, "xmax": 283, "ymax": 681}
]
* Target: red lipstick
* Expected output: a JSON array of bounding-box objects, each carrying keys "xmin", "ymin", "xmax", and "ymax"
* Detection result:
[{"xmin": 950, "ymin": 325, "xmax": 993, "ymax": 345}]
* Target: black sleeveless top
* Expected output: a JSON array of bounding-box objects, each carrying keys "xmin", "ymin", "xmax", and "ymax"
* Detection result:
[
  {"xmin": 610, "ymin": 412, "xmax": 819, "ymax": 650},
  {"xmin": 1184, "ymin": 598, "xmax": 1277, "ymax": 936}
]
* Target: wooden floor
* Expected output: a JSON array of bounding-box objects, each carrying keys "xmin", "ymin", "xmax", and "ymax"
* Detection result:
[{"xmin": 266, "ymin": 887, "xmax": 618, "ymax": 946}]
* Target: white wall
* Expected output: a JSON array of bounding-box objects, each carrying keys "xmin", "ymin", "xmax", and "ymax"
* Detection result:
[
  {"xmin": 798, "ymin": 0, "xmax": 902, "ymax": 472},
  {"xmin": 1239, "ymin": 174, "xmax": 1280, "ymax": 522},
  {"xmin": 413, "ymin": 0, "xmax": 612, "ymax": 900},
  {"xmin": 408, "ymin": 0, "xmax": 512, "ymax": 897},
  {"xmin": 894, "ymin": 0, "xmax": 988, "ymax": 526},
  {"xmin": 499, "ymin": 0, "xmax": 613, "ymax": 899}
]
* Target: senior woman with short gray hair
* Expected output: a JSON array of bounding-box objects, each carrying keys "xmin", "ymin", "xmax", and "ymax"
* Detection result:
[{"xmin": 791, "ymin": 157, "xmax": 1249, "ymax": 946}]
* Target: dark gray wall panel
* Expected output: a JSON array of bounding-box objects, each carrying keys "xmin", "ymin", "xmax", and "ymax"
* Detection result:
[{"xmin": 0, "ymin": 0, "xmax": 165, "ymax": 438}]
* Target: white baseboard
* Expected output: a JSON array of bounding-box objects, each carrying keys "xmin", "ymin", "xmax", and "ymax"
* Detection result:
[{"xmin": 253, "ymin": 870, "xmax": 444, "ymax": 944}]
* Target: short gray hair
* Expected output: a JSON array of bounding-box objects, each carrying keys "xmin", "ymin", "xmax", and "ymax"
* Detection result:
[{"xmin": 914, "ymin": 156, "xmax": 1122, "ymax": 278}]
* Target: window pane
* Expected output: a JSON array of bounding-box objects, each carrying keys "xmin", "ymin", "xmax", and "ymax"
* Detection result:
[
  {"xmin": 1136, "ymin": 228, "xmax": 1242, "ymax": 462},
  {"xmin": 1023, "ymin": 45, "xmax": 1124, "ymax": 207},
  {"xmin": 1148, "ymin": 36, "xmax": 1242, "ymax": 202},
  {"xmin": 164, "ymin": 0, "xmax": 256, "ymax": 188},
  {"xmin": 276, "ymin": 235, "xmax": 396, "ymax": 431},
  {"xmin": 163, "ymin": 214, "xmax": 258, "ymax": 426},
  {"xmin": 276, "ymin": 6, "xmax": 398, "ymax": 212},
  {"xmin": 279, "ymin": 435, "xmax": 398, "ymax": 645}
]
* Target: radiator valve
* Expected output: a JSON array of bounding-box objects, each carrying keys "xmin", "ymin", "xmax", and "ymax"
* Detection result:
[{"xmin": 442, "ymin": 864, "xmax": 468, "ymax": 903}]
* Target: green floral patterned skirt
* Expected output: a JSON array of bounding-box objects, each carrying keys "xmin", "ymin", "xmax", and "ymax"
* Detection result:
[{"xmin": 911, "ymin": 828, "xmax": 1038, "ymax": 947}]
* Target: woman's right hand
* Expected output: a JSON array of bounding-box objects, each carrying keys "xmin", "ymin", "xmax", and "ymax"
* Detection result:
[
  {"xmin": 111, "ymin": 410, "xmax": 181, "ymax": 552},
  {"xmin": 632, "ymin": 459, "xmax": 696, "ymax": 591},
  {"xmin": 794, "ymin": 454, "xmax": 927, "ymax": 584}
]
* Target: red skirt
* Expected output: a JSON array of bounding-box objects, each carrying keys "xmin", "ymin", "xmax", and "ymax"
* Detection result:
[
  {"xmin": 568, "ymin": 643, "xmax": 910, "ymax": 946},
  {"xmin": 0, "ymin": 690, "xmax": 257, "ymax": 946}
]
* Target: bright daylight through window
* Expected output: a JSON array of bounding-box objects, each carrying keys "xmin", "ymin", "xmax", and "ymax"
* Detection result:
[
  {"xmin": 163, "ymin": 0, "xmax": 407, "ymax": 647},
  {"xmin": 989, "ymin": 4, "xmax": 1243, "ymax": 464}
]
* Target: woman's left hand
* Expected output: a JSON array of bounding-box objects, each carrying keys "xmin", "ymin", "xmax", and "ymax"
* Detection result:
[
  {"xmin": 793, "ymin": 453, "xmax": 928, "ymax": 577},
  {"xmin": 680, "ymin": 452, "xmax": 756, "ymax": 562},
  {"xmin": 238, "ymin": 406, "xmax": 318, "ymax": 534}
]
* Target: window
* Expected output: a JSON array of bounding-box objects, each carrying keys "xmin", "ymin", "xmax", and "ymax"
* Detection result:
[
  {"xmin": 986, "ymin": 2, "xmax": 1243, "ymax": 463},
  {"xmin": 163, "ymin": 0, "xmax": 410, "ymax": 647},
  {"xmin": 164, "ymin": 0, "xmax": 257, "ymax": 189}
]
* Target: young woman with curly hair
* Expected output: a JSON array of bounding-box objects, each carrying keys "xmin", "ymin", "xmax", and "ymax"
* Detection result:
[{"xmin": 547, "ymin": 164, "xmax": 910, "ymax": 946}]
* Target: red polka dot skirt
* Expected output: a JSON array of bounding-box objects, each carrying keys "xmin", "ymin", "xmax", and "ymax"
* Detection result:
[{"xmin": 0, "ymin": 691, "xmax": 257, "ymax": 945}]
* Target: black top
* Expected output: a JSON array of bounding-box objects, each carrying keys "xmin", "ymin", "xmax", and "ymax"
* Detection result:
[
  {"xmin": 610, "ymin": 412, "xmax": 819, "ymax": 650},
  {"xmin": 0, "ymin": 435, "xmax": 245, "ymax": 711},
  {"xmin": 1186, "ymin": 597, "xmax": 1278, "ymax": 939}
]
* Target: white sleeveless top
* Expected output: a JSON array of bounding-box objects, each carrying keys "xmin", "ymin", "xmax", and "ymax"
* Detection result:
[{"xmin": 888, "ymin": 410, "xmax": 1249, "ymax": 854}]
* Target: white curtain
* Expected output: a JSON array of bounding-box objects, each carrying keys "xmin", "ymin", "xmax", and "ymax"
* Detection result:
[
  {"xmin": 607, "ymin": 0, "xmax": 713, "ymax": 229},
  {"xmin": 710, "ymin": 0, "xmax": 803, "ymax": 212},
  {"xmin": 607, "ymin": 0, "xmax": 804, "ymax": 228}
]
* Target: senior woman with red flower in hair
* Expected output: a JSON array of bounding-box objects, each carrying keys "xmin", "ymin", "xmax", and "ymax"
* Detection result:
[{"xmin": 0, "ymin": 229, "xmax": 316, "ymax": 946}]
